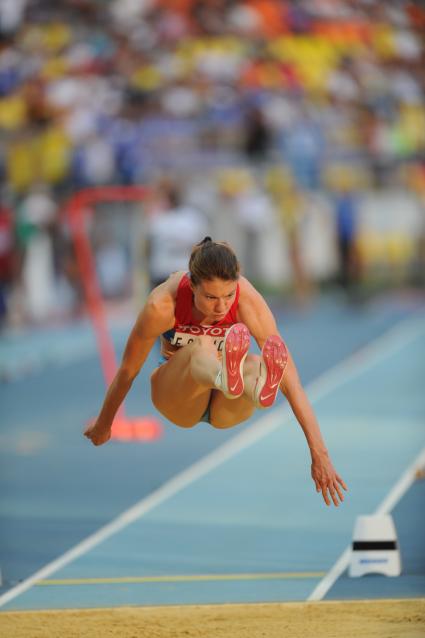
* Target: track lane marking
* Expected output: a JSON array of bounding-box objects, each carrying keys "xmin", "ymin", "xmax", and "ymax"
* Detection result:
[{"xmin": 36, "ymin": 571, "xmax": 326, "ymax": 586}]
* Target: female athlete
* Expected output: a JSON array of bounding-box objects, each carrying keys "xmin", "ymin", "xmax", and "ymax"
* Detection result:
[{"xmin": 84, "ymin": 237, "xmax": 347, "ymax": 507}]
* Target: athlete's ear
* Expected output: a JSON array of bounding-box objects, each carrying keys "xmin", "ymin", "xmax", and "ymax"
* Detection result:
[{"xmin": 189, "ymin": 273, "xmax": 198, "ymax": 293}]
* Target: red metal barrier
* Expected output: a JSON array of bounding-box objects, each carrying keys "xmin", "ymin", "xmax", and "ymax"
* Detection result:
[{"xmin": 63, "ymin": 187, "xmax": 162, "ymax": 442}]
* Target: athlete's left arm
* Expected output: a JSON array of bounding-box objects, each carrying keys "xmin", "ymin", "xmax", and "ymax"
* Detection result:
[{"xmin": 238, "ymin": 279, "xmax": 347, "ymax": 507}]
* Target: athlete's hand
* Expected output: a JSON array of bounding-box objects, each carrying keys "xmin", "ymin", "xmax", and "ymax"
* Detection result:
[
  {"xmin": 84, "ymin": 419, "xmax": 112, "ymax": 446},
  {"xmin": 311, "ymin": 451, "xmax": 347, "ymax": 506}
]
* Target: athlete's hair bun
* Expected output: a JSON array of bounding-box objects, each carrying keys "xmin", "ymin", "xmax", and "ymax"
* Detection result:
[{"xmin": 200, "ymin": 236, "xmax": 212, "ymax": 245}]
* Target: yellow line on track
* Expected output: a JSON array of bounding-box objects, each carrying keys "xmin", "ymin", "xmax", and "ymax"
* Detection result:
[{"xmin": 36, "ymin": 572, "xmax": 326, "ymax": 586}]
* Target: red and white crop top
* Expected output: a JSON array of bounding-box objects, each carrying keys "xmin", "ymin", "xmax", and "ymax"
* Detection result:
[{"xmin": 161, "ymin": 273, "xmax": 240, "ymax": 358}]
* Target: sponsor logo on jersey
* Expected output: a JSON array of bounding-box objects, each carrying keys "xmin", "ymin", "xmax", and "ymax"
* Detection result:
[{"xmin": 171, "ymin": 324, "xmax": 228, "ymax": 351}]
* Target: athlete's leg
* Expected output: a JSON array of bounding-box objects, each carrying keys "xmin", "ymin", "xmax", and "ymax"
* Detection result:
[
  {"xmin": 209, "ymin": 334, "xmax": 289, "ymax": 428},
  {"xmin": 213, "ymin": 327, "xmax": 287, "ymax": 410},
  {"xmin": 209, "ymin": 393, "xmax": 256, "ymax": 428},
  {"xmin": 151, "ymin": 324, "xmax": 251, "ymax": 428},
  {"xmin": 151, "ymin": 329, "xmax": 287, "ymax": 429},
  {"xmin": 151, "ymin": 337, "xmax": 221, "ymax": 427},
  {"xmin": 208, "ymin": 354, "xmax": 259, "ymax": 428}
]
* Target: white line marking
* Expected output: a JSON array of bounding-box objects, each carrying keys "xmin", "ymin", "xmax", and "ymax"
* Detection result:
[
  {"xmin": 308, "ymin": 445, "xmax": 425, "ymax": 602},
  {"xmin": 1, "ymin": 314, "xmax": 424, "ymax": 609}
]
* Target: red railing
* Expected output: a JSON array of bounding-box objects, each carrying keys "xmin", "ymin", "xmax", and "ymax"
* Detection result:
[{"xmin": 63, "ymin": 186, "xmax": 162, "ymax": 442}]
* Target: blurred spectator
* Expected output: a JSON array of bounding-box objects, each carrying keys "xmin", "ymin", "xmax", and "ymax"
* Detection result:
[
  {"xmin": 241, "ymin": 105, "xmax": 272, "ymax": 165},
  {"xmin": 229, "ymin": 171, "xmax": 275, "ymax": 281},
  {"xmin": 73, "ymin": 133, "xmax": 116, "ymax": 187},
  {"xmin": 146, "ymin": 178, "xmax": 209, "ymax": 289},
  {"xmin": 51, "ymin": 224, "xmax": 83, "ymax": 318},
  {"xmin": 266, "ymin": 166, "xmax": 312, "ymax": 303},
  {"xmin": 94, "ymin": 227, "xmax": 130, "ymax": 299},
  {"xmin": 17, "ymin": 184, "xmax": 58, "ymax": 322},
  {"xmin": 279, "ymin": 105, "xmax": 324, "ymax": 191},
  {"xmin": 334, "ymin": 181, "xmax": 361, "ymax": 292},
  {"xmin": 0, "ymin": 0, "xmax": 27, "ymax": 36},
  {"xmin": 0, "ymin": 199, "xmax": 15, "ymax": 328}
]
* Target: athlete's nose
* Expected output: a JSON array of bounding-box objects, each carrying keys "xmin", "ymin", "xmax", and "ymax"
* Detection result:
[{"xmin": 215, "ymin": 298, "xmax": 226, "ymax": 313}]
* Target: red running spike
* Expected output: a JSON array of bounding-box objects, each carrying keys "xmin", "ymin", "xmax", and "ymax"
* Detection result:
[{"xmin": 254, "ymin": 335, "xmax": 288, "ymax": 408}]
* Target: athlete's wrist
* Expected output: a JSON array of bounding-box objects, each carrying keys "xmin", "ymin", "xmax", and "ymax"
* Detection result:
[
  {"xmin": 310, "ymin": 446, "xmax": 329, "ymax": 460},
  {"xmin": 95, "ymin": 414, "xmax": 113, "ymax": 432}
]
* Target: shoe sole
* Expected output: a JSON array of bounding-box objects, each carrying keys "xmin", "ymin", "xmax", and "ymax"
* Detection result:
[
  {"xmin": 255, "ymin": 335, "xmax": 288, "ymax": 408},
  {"xmin": 221, "ymin": 323, "xmax": 250, "ymax": 399}
]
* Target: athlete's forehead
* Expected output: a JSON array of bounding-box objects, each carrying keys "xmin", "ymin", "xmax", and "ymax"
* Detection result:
[{"xmin": 193, "ymin": 277, "xmax": 238, "ymax": 296}]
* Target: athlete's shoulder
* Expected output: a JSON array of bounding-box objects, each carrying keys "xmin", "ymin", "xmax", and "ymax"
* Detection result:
[
  {"xmin": 135, "ymin": 273, "xmax": 185, "ymax": 336},
  {"xmin": 237, "ymin": 275, "xmax": 278, "ymax": 342},
  {"xmin": 238, "ymin": 275, "xmax": 265, "ymax": 306},
  {"xmin": 147, "ymin": 272, "xmax": 185, "ymax": 311},
  {"xmin": 157, "ymin": 271, "xmax": 186, "ymax": 295}
]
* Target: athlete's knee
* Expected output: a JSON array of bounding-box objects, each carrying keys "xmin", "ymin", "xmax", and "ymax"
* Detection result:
[
  {"xmin": 189, "ymin": 336, "xmax": 216, "ymax": 359},
  {"xmin": 188, "ymin": 339, "xmax": 218, "ymax": 387}
]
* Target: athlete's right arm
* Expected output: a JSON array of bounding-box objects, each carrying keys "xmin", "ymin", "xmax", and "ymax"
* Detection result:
[{"xmin": 84, "ymin": 282, "xmax": 176, "ymax": 446}]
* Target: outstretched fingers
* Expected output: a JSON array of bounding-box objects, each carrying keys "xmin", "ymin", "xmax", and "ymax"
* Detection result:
[{"xmin": 319, "ymin": 474, "xmax": 348, "ymax": 507}]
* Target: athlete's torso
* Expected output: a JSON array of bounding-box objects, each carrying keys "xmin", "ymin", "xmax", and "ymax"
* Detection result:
[{"xmin": 161, "ymin": 273, "xmax": 240, "ymax": 359}]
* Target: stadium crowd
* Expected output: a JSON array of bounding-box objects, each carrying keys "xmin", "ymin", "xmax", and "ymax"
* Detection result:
[{"xmin": 0, "ymin": 0, "xmax": 424, "ymax": 325}]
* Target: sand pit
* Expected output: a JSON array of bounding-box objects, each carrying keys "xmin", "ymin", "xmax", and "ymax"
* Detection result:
[{"xmin": 1, "ymin": 598, "xmax": 424, "ymax": 638}]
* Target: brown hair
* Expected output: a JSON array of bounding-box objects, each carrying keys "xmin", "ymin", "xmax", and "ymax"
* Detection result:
[{"xmin": 189, "ymin": 237, "xmax": 240, "ymax": 285}]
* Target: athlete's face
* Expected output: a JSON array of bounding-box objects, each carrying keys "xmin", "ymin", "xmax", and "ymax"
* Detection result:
[{"xmin": 191, "ymin": 278, "xmax": 238, "ymax": 321}]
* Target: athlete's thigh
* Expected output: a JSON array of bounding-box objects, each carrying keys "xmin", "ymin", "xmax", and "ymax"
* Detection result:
[
  {"xmin": 151, "ymin": 347, "xmax": 211, "ymax": 427},
  {"xmin": 209, "ymin": 392, "xmax": 255, "ymax": 429}
]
